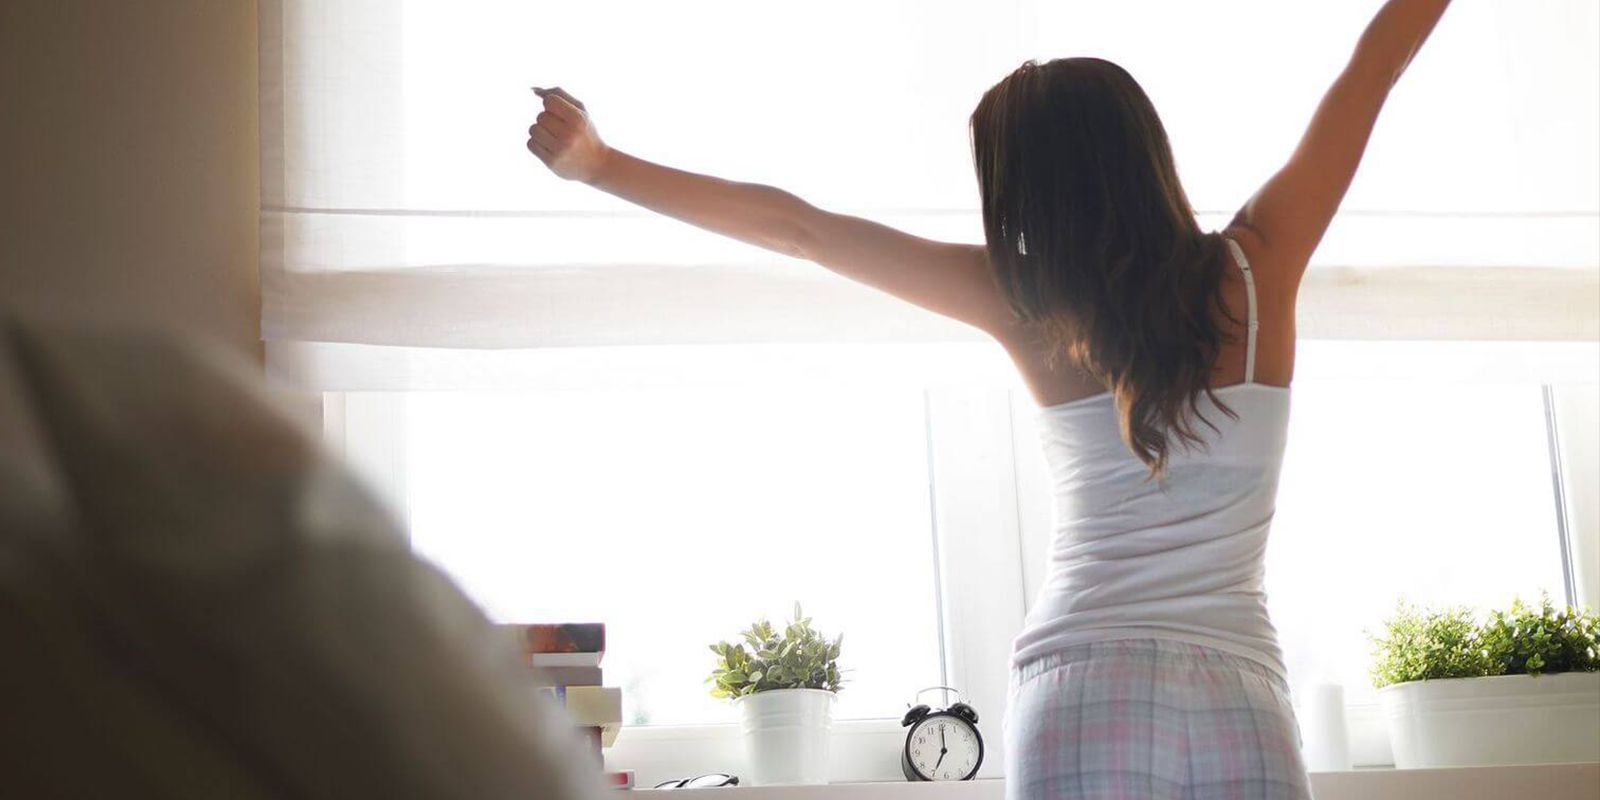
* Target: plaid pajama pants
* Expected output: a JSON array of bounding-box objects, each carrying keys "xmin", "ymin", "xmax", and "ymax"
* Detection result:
[{"xmin": 1004, "ymin": 639, "xmax": 1313, "ymax": 800}]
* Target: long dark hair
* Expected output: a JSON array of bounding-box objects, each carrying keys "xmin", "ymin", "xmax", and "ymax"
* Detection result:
[{"xmin": 970, "ymin": 57, "xmax": 1238, "ymax": 477}]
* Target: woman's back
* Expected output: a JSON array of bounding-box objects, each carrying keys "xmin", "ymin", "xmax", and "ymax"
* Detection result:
[
  {"xmin": 1001, "ymin": 240, "xmax": 1310, "ymax": 800},
  {"xmin": 1011, "ymin": 239, "xmax": 1293, "ymax": 679}
]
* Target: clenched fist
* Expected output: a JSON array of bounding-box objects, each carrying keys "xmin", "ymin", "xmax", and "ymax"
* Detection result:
[{"xmin": 527, "ymin": 86, "xmax": 609, "ymax": 183}]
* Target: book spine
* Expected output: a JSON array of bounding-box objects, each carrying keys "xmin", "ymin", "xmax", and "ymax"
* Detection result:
[
  {"xmin": 530, "ymin": 665, "xmax": 604, "ymax": 687},
  {"xmin": 512, "ymin": 622, "xmax": 606, "ymax": 655},
  {"xmin": 527, "ymin": 651, "xmax": 604, "ymax": 668},
  {"xmin": 537, "ymin": 686, "xmax": 623, "ymax": 729}
]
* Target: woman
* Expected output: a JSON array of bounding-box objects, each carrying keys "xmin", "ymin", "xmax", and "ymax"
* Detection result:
[{"xmin": 528, "ymin": 1, "xmax": 1451, "ymax": 796}]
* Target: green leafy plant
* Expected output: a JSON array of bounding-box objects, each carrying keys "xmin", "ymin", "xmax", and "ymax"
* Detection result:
[
  {"xmin": 707, "ymin": 604, "xmax": 843, "ymax": 700},
  {"xmin": 1480, "ymin": 594, "xmax": 1600, "ymax": 677},
  {"xmin": 1370, "ymin": 603, "xmax": 1500, "ymax": 688},
  {"xmin": 1370, "ymin": 595, "xmax": 1600, "ymax": 688}
]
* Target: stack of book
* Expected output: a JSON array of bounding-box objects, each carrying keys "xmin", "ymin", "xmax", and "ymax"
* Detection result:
[{"xmin": 506, "ymin": 622, "xmax": 631, "ymax": 790}]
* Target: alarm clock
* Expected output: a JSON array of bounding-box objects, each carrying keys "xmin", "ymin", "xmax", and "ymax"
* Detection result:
[{"xmin": 900, "ymin": 686, "xmax": 983, "ymax": 781}]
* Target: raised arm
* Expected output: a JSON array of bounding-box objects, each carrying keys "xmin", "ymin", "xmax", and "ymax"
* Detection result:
[
  {"xmin": 1228, "ymin": 0, "xmax": 1452, "ymax": 278},
  {"xmin": 526, "ymin": 88, "xmax": 1016, "ymax": 336}
]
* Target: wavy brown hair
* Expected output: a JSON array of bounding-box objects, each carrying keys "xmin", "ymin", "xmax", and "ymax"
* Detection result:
[{"xmin": 970, "ymin": 57, "xmax": 1239, "ymax": 478}]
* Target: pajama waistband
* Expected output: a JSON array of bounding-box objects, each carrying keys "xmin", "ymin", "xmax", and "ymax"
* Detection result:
[{"xmin": 1010, "ymin": 636, "xmax": 1289, "ymax": 691}]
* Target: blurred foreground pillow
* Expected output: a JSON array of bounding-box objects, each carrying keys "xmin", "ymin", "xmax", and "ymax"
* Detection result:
[{"xmin": 0, "ymin": 320, "xmax": 605, "ymax": 800}]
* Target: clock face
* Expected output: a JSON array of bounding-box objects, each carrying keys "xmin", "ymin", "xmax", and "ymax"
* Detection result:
[{"xmin": 906, "ymin": 715, "xmax": 981, "ymax": 781}]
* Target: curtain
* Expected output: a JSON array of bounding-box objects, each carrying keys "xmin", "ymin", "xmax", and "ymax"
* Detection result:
[{"xmin": 260, "ymin": 0, "xmax": 1599, "ymax": 389}]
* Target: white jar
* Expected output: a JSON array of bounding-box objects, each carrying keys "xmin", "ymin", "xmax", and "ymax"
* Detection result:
[{"xmin": 1299, "ymin": 682, "xmax": 1353, "ymax": 771}]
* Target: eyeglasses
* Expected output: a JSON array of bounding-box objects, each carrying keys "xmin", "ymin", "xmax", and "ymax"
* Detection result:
[{"xmin": 652, "ymin": 773, "xmax": 740, "ymax": 789}]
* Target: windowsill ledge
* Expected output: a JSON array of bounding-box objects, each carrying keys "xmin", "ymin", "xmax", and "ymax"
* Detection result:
[{"xmin": 630, "ymin": 763, "xmax": 1600, "ymax": 799}]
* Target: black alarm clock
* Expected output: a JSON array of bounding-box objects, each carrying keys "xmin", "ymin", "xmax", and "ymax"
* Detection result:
[{"xmin": 900, "ymin": 686, "xmax": 983, "ymax": 781}]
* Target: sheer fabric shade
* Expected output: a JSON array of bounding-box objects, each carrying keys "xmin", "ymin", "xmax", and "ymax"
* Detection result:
[{"xmin": 260, "ymin": 0, "xmax": 1599, "ymax": 387}]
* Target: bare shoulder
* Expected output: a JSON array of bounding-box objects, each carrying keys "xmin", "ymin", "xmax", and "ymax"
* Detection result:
[
  {"xmin": 1221, "ymin": 223, "xmax": 1300, "ymax": 386},
  {"xmin": 1221, "ymin": 221, "xmax": 1303, "ymax": 305}
]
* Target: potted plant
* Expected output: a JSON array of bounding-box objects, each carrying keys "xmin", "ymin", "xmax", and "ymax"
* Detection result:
[
  {"xmin": 1371, "ymin": 594, "xmax": 1600, "ymax": 768},
  {"xmin": 708, "ymin": 604, "xmax": 844, "ymax": 785}
]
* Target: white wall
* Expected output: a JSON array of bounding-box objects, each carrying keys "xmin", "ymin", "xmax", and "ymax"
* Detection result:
[{"xmin": 0, "ymin": 0, "xmax": 260, "ymax": 358}]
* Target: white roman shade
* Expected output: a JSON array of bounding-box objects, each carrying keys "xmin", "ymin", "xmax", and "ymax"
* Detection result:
[{"xmin": 260, "ymin": 0, "xmax": 1599, "ymax": 389}]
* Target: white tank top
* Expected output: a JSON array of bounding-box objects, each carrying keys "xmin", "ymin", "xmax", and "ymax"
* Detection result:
[{"xmin": 1011, "ymin": 238, "xmax": 1291, "ymax": 680}]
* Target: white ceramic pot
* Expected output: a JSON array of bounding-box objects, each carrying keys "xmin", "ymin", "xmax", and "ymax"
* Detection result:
[
  {"xmin": 1378, "ymin": 672, "xmax": 1600, "ymax": 768},
  {"xmin": 736, "ymin": 688, "xmax": 835, "ymax": 785}
]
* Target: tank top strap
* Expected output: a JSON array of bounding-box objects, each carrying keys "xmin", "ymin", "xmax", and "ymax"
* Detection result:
[{"xmin": 1223, "ymin": 237, "xmax": 1259, "ymax": 385}]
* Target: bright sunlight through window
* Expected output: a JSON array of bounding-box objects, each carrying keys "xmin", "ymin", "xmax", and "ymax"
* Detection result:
[
  {"xmin": 378, "ymin": 340, "xmax": 1575, "ymax": 728},
  {"xmin": 405, "ymin": 385, "xmax": 944, "ymax": 725}
]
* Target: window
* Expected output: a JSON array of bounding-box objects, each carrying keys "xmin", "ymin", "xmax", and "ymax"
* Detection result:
[
  {"xmin": 338, "ymin": 339, "xmax": 1595, "ymax": 778},
  {"xmin": 404, "ymin": 386, "xmax": 943, "ymax": 726},
  {"xmin": 331, "ymin": 342, "xmax": 1033, "ymax": 782}
]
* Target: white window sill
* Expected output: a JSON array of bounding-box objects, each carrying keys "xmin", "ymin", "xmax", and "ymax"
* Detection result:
[{"xmin": 629, "ymin": 764, "xmax": 1600, "ymax": 800}]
